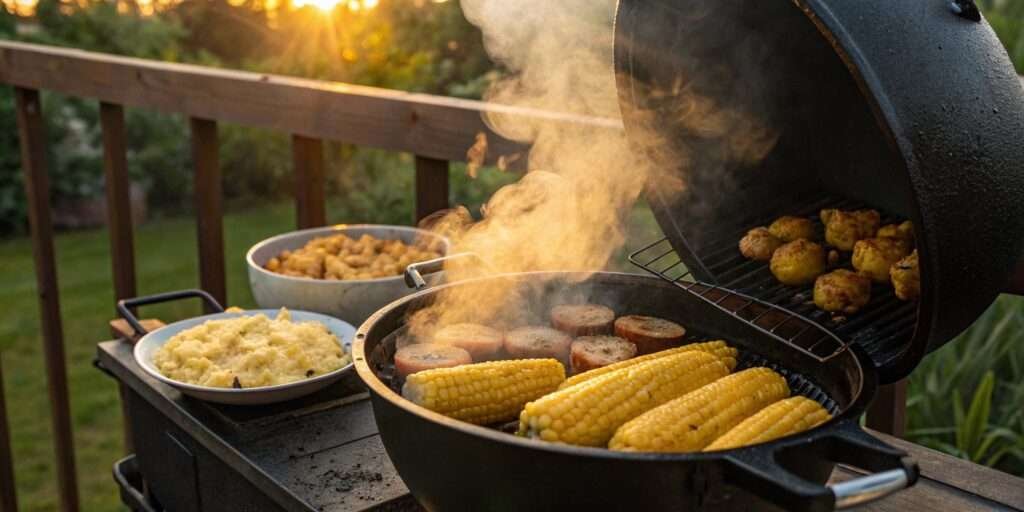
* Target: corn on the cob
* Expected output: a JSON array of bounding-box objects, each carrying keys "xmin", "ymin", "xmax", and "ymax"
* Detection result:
[
  {"xmin": 558, "ymin": 341, "xmax": 738, "ymax": 390},
  {"xmin": 704, "ymin": 396, "xmax": 831, "ymax": 451},
  {"xmin": 609, "ymin": 367, "xmax": 789, "ymax": 452},
  {"xmin": 402, "ymin": 359, "xmax": 565, "ymax": 425},
  {"xmin": 517, "ymin": 351, "xmax": 729, "ymax": 446}
]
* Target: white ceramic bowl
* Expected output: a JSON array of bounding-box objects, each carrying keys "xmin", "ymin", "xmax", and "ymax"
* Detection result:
[
  {"xmin": 134, "ymin": 309, "xmax": 356, "ymax": 405},
  {"xmin": 246, "ymin": 225, "xmax": 449, "ymax": 325}
]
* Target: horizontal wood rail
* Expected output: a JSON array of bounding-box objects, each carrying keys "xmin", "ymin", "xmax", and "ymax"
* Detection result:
[{"xmin": 0, "ymin": 41, "xmax": 616, "ymax": 163}]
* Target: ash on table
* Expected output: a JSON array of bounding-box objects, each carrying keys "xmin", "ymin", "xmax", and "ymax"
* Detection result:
[
  {"xmin": 292, "ymin": 461, "xmax": 391, "ymax": 507},
  {"xmin": 319, "ymin": 467, "xmax": 385, "ymax": 493}
]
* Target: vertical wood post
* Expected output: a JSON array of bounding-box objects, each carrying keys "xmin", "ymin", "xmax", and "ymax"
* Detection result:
[
  {"xmin": 100, "ymin": 103, "xmax": 137, "ymax": 302},
  {"xmin": 190, "ymin": 117, "xmax": 226, "ymax": 310},
  {"xmin": 291, "ymin": 135, "xmax": 326, "ymax": 229},
  {"xmin": 414, "ymin": 156, "xmax": 449, "ymax": 223},
  {"xmin": 14, "ymin": 87, "xmax": 80, "ymax": 512},
  {"xmin": 866, "ymin": 379, "xmax": 908, "ymax": 437},
  {"xmin": 99, "ymin": 102, "xmax": 137, "ymax": 454},
  {"xmin": 0, "ymin": 357, "xmax": 17, "ymax": 512}
]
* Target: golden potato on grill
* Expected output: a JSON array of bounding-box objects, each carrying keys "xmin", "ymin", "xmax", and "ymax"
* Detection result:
[
  {"xmin": 877, "ymin": 220, "xmax": 914, "ymax": 250},
  {"xmin": 770, "ymin": 239, "xmax": 827, "ymax": 286},
  {"xmin": 739, "ymin": 227, "xmax": 784, "ymax": 261},
  {"xmin": 768, "ymin": 216, "xmax": 815, "ymax": 242},
  {"xmin": 852, "ymin": 237, "xmax": 910, "ymax": 283},
  {"xmin": 821, "ymin": 209, "xmax": 881, "ymax": 251},
  {"xmin": 890, "ymin": 250, "xmax": 920, "ymax": 301},
  {"xmin": 814, "ymin": 269, "xmax": 871, "ymax": 314}
]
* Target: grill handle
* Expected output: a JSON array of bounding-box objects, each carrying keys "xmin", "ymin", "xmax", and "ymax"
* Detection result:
[
  {"xmin": 404, "ymin": 252, "xmax": 488, "ymax": 290},
  {"xmin": 116, "ymin": 289, "xmax": 224, "ymax": 337},
  {"xmin": 723, "ymin": 419, "xmax": 918, "ymax": 511}
]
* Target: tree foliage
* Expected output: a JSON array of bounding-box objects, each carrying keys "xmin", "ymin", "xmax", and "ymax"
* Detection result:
[{"xmin": 0, "ymin": 0, "xmax": 494, "ymax": 235}]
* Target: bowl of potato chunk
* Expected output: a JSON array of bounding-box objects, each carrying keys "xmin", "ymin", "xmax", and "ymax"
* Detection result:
[{"xmin": 247, "ymin": 225, "xmax": 448, "ymax": 325}]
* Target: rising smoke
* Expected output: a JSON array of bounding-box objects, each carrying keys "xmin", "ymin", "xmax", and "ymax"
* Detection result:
[{"xmin": 407, "ymin": 0, "xmax": 777, "ymax": 337}]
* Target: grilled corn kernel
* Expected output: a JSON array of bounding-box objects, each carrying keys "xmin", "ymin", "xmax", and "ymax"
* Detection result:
[
  {"xmin": 402, "ymin": 359, "xmax": 565, "ymax": 425},
  {"xmin": 609, "ymin": 367, "xmax": 789, "ymax": 452},
  {"xmin": 559, "ymin": 341, "xmax": 738, "ymax": 390},
  {"xmin": 518, "ymin": 351, "xmax": 729, "ymax": 447},
  {"xmin": 704, "ymin": 396, "xmax": 831, "ymax": 451}
]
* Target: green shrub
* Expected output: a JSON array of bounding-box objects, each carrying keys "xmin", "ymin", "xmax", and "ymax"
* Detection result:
[
  {"xmin": 907, "ymin": 296, "xmax": 1024, "ymax": 475},
  {"xmin": 982, "ymin": 0, "xmax": 1024, "ymax": 72}
]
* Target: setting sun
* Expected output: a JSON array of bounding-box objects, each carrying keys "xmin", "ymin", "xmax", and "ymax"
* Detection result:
[{"xmin": 293, "ymin": 0, "xmax": 378, "ymax": 11}]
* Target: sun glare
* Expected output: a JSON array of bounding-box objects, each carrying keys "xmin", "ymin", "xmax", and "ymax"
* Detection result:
[
  {"xmin": 293, "ymin": 0, "xmax": 378, "ymax": 11},
  {"xmin": 293, "ymin": 0, "xmax": 340, "ymax": 10}
]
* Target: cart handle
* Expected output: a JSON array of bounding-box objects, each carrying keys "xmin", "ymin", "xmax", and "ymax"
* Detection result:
[{"xmin": 116, "ymin": 289, "xmax": 224, "ymax": 337}]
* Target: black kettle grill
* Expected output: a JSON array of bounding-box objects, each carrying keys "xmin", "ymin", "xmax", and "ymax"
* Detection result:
[
  {"xmin": 352, "ymin": 1, "xmax": 1024, "ymax": 511},
  {"xmin": 616, "ymin": 0, "xmax": 1024, "ymax": 382}
]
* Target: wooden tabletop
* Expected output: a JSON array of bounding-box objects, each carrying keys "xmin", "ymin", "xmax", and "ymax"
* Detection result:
[
  {"xmin": 829, "ymin": 434, "xmax": 1023, "ymax": 511},
  {"xmin": 97, "ymin": 340, "xmax": 1024, "ymax": 511}
]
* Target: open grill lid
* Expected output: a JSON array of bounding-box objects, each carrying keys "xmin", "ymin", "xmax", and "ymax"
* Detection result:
[{"xmin": 614, "ymin": 0, "xmax": 1024, "ymax": 382}]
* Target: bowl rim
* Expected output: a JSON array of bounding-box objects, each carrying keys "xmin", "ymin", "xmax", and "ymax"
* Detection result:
[
  {"xmin": 246, "ymin": 224, "xmax": 451, "ymax": 285},
  {"xmin": 133, "ymin": 309, "xmax": 356, "ymax": 396}
]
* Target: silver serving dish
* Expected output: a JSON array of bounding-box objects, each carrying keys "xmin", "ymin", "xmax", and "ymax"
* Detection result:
[
  {"xmin": 130, "ymin": 306, "xmax": 355, "ymax": 405},
  {"xmin": 246, "ymin": 225, "xmax": 449, "ymax": 326}
]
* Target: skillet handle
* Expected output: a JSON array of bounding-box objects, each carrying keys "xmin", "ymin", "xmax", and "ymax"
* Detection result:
[
  {"xmin": 403, "ymin": 252, "xmax": 488, "ymax": 290},
  {"xmin": 116, "ymin": 289, "xmax": 224, "ymax": 337},
  {"xmin": 724, "ymin": 419, "xmax": 918, "ymax": 511}
]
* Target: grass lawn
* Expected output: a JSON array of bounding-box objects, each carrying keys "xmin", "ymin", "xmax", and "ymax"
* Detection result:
[
  {"xmin": 0, "ymin": 202, "xmax": 306, "ymax": 511},
  {"xmin": 0, "ymin": 200, "xmax": 661, "ymax": 511}
]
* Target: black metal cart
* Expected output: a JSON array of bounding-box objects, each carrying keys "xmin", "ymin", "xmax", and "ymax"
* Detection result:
[{"xmin": 96, "ymin": 340, "xmax": 419, "ymax": 512}]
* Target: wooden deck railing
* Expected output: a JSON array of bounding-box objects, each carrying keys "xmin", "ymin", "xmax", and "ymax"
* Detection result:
[{"xmin": 0, "ymin": 40, "xmax": 911, "ymax": 512}]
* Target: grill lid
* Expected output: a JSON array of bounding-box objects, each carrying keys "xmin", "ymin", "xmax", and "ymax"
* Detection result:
[{"xmin": 614, "ymin": 0, "xmax": 1024, "ymax": 382}]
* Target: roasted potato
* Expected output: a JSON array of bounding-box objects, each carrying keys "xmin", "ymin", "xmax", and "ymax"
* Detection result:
[
  {"xmin": 877, "ymin": 220, "xmax": 914, "ymax": 252},
  {"xmin": 739, "ymin": 227, "xmax": 784, "ymax": 261},
  {"xmin": 852, "ymin": 237, "xmax": 910, "ymax": 283},
  {"xmin": 822, "ymin": 209, "xmax": 881, "ymax": 251},
  {"xmin": 814, "ymin": 269, "xmax": 871, "ymax": 314},
  {"xmin": 890, "ymin": 250, "xmax": 920, "ymax": 301},
  {"xmin": 770, "ymin": 239, "xmax": 827, "ymax": 286},
  {"xmin": 768, "ymin": 216, "xmax": 815, "ymax": 242},
  {"xmin": 265, "ymin": 233, "xmax": 442, "ymax": 280}
]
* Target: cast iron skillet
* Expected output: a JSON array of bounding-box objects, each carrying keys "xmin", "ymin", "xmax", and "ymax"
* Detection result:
[{"xmin": 353, "ymin": 271, "xmax": 918, "ymax": 511}]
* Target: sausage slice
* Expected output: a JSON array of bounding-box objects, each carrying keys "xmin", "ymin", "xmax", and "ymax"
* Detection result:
[
  {"xmin": 432, "ymin": 323, "xmax": 504, "ymax": 361},
  {"xmin": 550, "ymin": 304, "xmax": 615, "ymax": 336},
  {"xmin": 614, "ymin": 315, "xmax": 687, "ymax": 355},
  {"xmin": 394, "ymin": 344, "xmax": 473, "ymax": 379},
  {"xmin": 504, "ymin": 326, "xmax": 573, "ymax": 365},
  {"xmin": 570, "ymin": 336, "xmax": 637, "ymax": 374}
]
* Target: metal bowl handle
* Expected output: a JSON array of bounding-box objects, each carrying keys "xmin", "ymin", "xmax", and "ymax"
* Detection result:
[
  {"xmin": 116, "ymin": 289, "xmax": 224, "ymax": 337},
  {"xmin": 404, "ymin": 252, "xmax": 489, "ymax": 290},
  {"xmin": 724, "ymin": 419, "xmax": 919, "ymax": 511}
]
